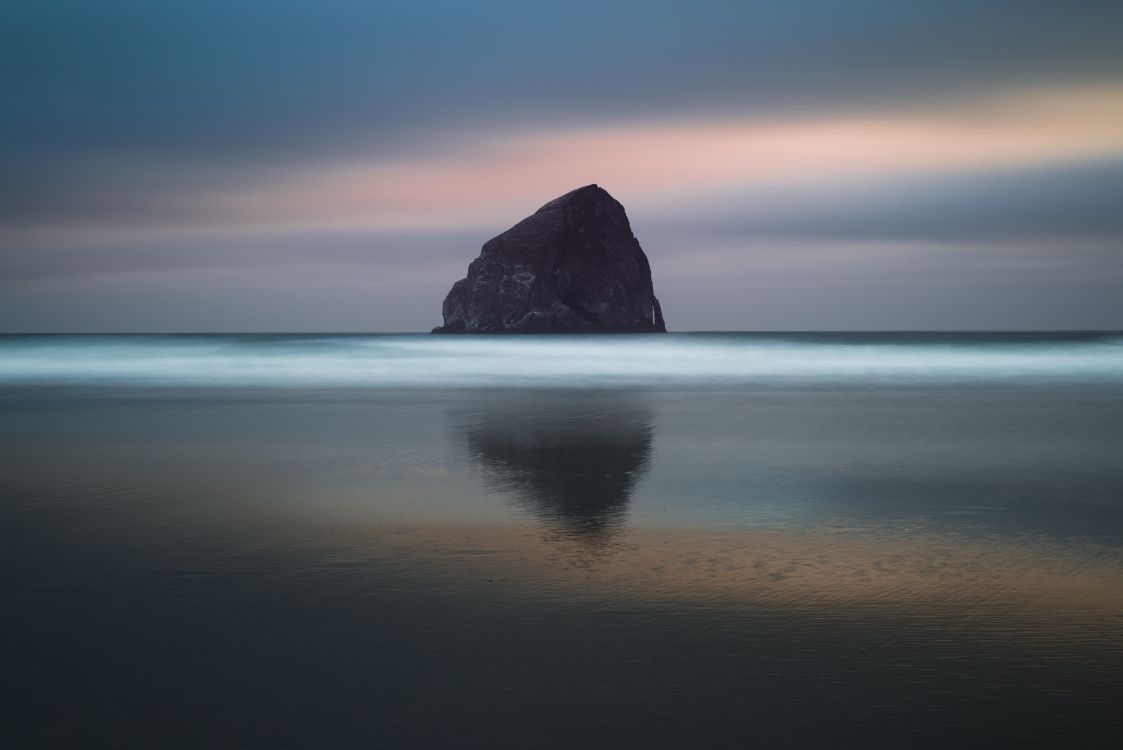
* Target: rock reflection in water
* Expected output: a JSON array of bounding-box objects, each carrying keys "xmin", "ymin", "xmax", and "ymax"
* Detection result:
[{"xmin": 457, "ymin": 392, "xmax": 654, "ymax": 541}]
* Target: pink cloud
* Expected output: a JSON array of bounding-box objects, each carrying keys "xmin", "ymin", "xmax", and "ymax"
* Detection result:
[{"xmin": 225, "ymin": 85, "xmax": 1123, "ymax": 233}]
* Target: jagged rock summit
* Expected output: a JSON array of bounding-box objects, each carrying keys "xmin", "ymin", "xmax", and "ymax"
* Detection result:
[{"xmin": 432, "ymin": 184, "xmax": 666, "ymax": 333}]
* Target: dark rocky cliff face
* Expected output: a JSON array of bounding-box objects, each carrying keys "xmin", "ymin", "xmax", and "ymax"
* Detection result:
[{"xmin": 433, "ymin": 184, "xmax": 666, "ymax": 333}]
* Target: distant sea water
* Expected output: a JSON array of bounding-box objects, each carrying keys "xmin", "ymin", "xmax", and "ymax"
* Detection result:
[{"xmin": 3, "ymin": 333, "xmax": 1123, "ymax": 748}]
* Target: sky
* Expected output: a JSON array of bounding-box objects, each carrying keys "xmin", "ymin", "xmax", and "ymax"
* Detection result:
[{"xmin": 3, "ymin": 0, "xmax": 1123, "ymax": 332}]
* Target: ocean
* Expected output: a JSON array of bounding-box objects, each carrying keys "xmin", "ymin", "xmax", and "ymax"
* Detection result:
[{"xmin": 3, "ymin": 333, "xmax": 1122, "ymax": 747}]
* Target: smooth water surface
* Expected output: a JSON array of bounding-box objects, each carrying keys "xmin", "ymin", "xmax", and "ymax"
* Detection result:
[{"xmin": 3, "ymin": 333, "xmax": 1123, "ymax": 748}]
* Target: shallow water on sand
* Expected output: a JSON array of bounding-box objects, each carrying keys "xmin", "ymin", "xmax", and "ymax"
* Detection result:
[{"xmin": 3, "ymin": 334, "xmax": 1123, "ymax": 747}]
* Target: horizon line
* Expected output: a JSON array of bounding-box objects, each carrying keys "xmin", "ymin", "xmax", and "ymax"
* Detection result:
[{"xmin": 2, "ymin": 329, "xmax": 1121, "ymax": 336}]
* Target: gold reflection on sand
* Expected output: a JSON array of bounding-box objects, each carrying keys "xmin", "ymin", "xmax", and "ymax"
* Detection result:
[
  {"xmin": 289, "ymin": 518, "xmax": 1123, "ymax": 669},
  {"xmin": 322, "ymin": 521, "xmax": 1123, "ymax": 656}
]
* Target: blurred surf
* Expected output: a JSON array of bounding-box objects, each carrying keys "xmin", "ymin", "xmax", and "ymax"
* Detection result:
[{"xmin": 1, "ymin": 332, "xmax": 1121, "ymax": 388}]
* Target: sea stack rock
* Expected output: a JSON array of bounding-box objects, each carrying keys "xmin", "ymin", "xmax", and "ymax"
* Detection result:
[{"xmin": 433, "ymin": 184, "xmax": 666, "ymax": 333}]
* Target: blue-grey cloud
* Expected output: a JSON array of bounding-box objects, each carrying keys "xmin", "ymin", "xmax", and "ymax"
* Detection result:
[
  {"xmin": 640, "ymin": 159, "xmax": 1123, "ymax": 245},
  {"xmin": 5, "ymin": 235, "xmax": 1120, "ymax": 332},
  {"xmin": 4, "ymin": 0, "xmax": 1122, "ymax": 169},
  {"xmin": 0, "ymin": 228, "xmax": 478, "ymax": 280}
]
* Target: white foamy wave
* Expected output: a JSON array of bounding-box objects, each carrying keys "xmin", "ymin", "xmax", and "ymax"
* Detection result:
[{"xmin": 1, "ymin": 334, "xmax": 1121, "ymax": 388}]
